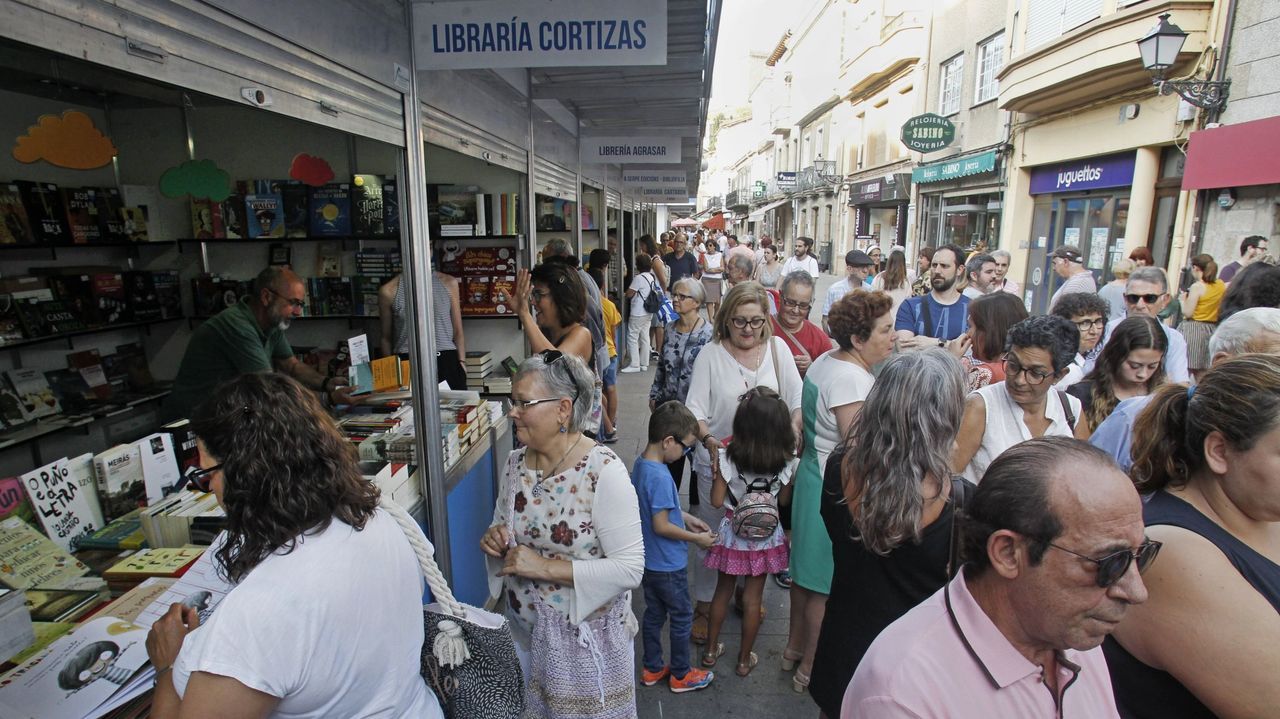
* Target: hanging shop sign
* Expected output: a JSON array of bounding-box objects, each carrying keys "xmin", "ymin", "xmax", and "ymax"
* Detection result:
[
  {"xmin": 851, "ymin": 179, "xmax": 882, "ymax": 203},
  {"xmin": 912, "ymin": 150, "xmax": 998, "ymax": 184},
  {"xmin": 776, "ymin": 171, "xmax": 797, "ymax": 189},
  {"xmin": 621, "ymin": 169, "xmax": 686, "ymax": 186},
  {"xmin": 1029, "ymin": 152, "xmax": 1136, "ymax": 194},
  {"xmin": 850, "ymin": 174, "xmax": 912, "ymax": 204},
  {"xmin": 414, "ymin": 0, "xmax": 667, "ymax": 70},
  {"xmin": 580, "ymin": 137, "xmax": 681, "ymax": 164},
  {"xmin": 900, "ymin": 113, "xmax": 956, "ymax": 152}
]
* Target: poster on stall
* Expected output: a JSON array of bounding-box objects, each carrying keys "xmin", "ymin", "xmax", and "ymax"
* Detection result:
[
  {"xmin": 1088, "ymin": 229, "xmax": 1109, "ymax": 269},
  {"xmin": 441, "ymin": 247, "xmax": 518, "ymax": 316},
  {"xmin": 1063, "ymin": 228, "xmax": 1080, "ymax": 247}
]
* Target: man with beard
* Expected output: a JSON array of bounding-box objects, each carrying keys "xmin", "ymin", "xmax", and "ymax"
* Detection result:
[
  {"xmin": 962, "ymin": 253, "xmax": 999, "ymax": 299},
  {"xmin": 164, "ymin": 267, "xmax": 350, "ymax": 420},
  {"xmin": 782, "ymin": 236, "xmax": 820, "ymax": 278},
  {"xmin": 895, "ymin": 244, "xmax": 971, "ymax": 349}
]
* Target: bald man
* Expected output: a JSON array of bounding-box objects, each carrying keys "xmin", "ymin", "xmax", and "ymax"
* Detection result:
[{"xmin": 164, "ymin": 267, "xmax": 350, "ymax": 419}]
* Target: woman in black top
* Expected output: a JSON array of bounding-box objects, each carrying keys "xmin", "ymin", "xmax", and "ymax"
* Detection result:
[
  {"xmin": 809, "ymin": 350, "xmax": 972, "ymax": 718},
  {"xmin": 1105, "ymin": 354, "xmax": 1280, "ymax": 718}
]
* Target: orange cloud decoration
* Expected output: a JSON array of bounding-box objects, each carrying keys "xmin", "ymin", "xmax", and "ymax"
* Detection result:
[
  {"xmin": 290, "ymin": 153, "xmax": 335, "ymax": 187},
  {"xmin": 12, "ymin": 110, "xmax": 118, "ymax": 170}
]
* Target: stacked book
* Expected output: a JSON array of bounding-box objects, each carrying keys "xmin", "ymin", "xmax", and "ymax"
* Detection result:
[
  {"xmin": 355, "ymin": 249, "xmax": 402, "ymax": 277},
  {"xmin": 139, "ymin": 491, "xmax": 225, "ymax": 548},
  {"xmin": 358, "ymin": 461, "xmax": 418, "ymax": 508},
  {"xmin": 464, "ymin": 351, "xmax": 493, "ymax": 391},
  {"xmin": 101, "ymin": 547, "xmax": 204, "ymax": 594}
]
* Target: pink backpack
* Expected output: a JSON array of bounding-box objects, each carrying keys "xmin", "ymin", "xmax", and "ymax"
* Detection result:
[{"xmin": 729, "ymin": 475, "xmax": 781, "ymax": 540}]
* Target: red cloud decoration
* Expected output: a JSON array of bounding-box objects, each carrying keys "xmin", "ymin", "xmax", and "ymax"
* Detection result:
[{"xmin": 289, "ymin": 153, "xmax": 335, "ymax": 187}]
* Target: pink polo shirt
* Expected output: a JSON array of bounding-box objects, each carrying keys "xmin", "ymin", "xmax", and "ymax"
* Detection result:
[{"xmin": 843, "ymin": 571, "xmax": 1121, "ymax": 719}]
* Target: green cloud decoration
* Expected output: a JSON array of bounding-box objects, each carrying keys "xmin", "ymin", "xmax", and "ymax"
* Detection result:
[{"xmin": 159, "ymin": 159, "xmax": 232, "ymax": 201}]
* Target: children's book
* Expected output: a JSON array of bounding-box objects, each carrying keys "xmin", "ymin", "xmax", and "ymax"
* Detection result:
[
  {"xmin": 308, "ymin": 183, "xmax": 352, "ymax": 236},
  {"xmin": 0, "ymin": 517, "xmax": 90, "ymax": 590},
  {"xmin": 244, "ymin": 184, "xmax": 285, "ymax": 238}
]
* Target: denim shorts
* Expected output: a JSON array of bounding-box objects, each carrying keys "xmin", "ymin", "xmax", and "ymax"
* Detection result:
[{"xmin": 602, "ymin": 355, "xmax": 618, "ymax": 387}]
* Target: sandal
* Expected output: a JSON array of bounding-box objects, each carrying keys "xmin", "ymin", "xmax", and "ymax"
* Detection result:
[
  {"xmin": 735, "ymin": 652, "xmax": 759, "ymax": 677},
  {"xmin": 780, "ymin": 649, "xmax": 802, "ymax": 673},
  {"xmin": 691, "ymin": 606, "xmax": 709, "ymax": 645},
  {"xmin": 793, "ymin": 669, "xmax": 810, "ymax": 693},
  {"xmin": 701, "ymin": 642, "xmax": 725, "ymax": 668}
]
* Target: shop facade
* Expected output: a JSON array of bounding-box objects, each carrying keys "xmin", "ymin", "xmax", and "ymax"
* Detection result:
[
  {"xmin": 848, "ymin": 170, "xmax": 912, "ymax": 256},
  {"xmin": 914, "ymin": 149, "xmax": 1003, "ymax": 256}
]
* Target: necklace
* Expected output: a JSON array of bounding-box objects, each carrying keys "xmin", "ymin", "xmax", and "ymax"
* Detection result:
[
  {"xmin": 528, "ymin": 435, "xmax": 584, "ymax": 497},
  {"xmin": 730, "ymin": 343, "xmax": 764, "ymax": 393}
]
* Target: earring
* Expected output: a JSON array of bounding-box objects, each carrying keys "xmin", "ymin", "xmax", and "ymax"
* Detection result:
[{"xmin": 559, "ymin": 424, "xmax": 567, "ymax": 433}]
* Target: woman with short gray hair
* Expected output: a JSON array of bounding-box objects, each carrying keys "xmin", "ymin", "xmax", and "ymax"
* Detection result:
[
  {"xmin": 481, "ymin": 350, "xmax": 643, "ymax": 717},
  {"xmin": 808, "ymin": 350, "xmax": 972, "ymax": 718},
  {"xmin": 650, "ymin": 277, "xmax": 714, "ymax": 504}
]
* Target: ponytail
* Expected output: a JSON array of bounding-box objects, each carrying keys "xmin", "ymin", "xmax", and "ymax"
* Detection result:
[{"xmin": 1129, "ymin": 384, "xmax": 1194, "ymax": 491}]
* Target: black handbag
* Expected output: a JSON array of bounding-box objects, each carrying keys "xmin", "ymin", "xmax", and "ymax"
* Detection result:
[{"xmin": 380, "ymin": 498, "xmax": 525, "ymax": 719}]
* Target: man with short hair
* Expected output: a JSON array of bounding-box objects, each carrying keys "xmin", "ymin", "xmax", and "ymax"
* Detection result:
[
  {"xmin": 1047, "ymin": 246, "xmax": 1097, "ymax": 311},
  {"xmin": 991, "ymin": 250, "xmax": 1021, "ymax": 295},
  {"xmin": 844, "ymin": 437, "xmax": 1153, "ymax": 718},
  {"xmin": 962, "ymin": 253, "xmax": 999, "ymax": 299},
  {"xmin": 726, "ymin": 234, "xmax": 754, "ymax": 265},
  {"xmin": 165, "ymin": 267, "xmax": 351, "ymax": 420},
  {"xmin": 895, "ymin": 244, "xmax": 971, "ymax": 347},
  {"xmin": 1097, "ymin": 267, "xmax": 1190, "ymax": 383},
  {"xmin": 822, "ymin": 250, "xmax": 875, "ymax": 334},
  {"xmin": 725, "ymin": 253, "xmax": 755, "ymax": 290},
  {"xmin": 542, "ymin": 237, "xmax": 608, "ymax": 378},
  {"xmin": 782, "ymin": 237, "xmax": 820, "ymax": 278},
  {"xmin": 1218, "ymin": 235, "xmax": 1269, "ymax": 283},
  {"xmin": 662, "ymin": 234, "xmax": 701, "ymax": 290},
  {"xmin": 1091, "ymin": 307, "xmax": 1280, "ymax": 471}
]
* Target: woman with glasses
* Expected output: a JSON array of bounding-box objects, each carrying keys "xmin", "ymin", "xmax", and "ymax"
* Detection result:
[
  {"xmin": 946, "ymin": 292, "xmax": 1029, "ymax": 391},
  {"xmin": 952, "ymin": 315, "xmax": 1083, "ymax": 483},
  {"xmin": 809, "ymin": 350, "xmax": 970, "ymax": 719},
  {"xmin": 650, "ymin": 277, "xmax": 713, "ymax": 505},
  {"xmin": 1050, "ymin": 293, "xmax": 1112, "ymax": 390},
  {"xmin": 145, "ymin": 373, "xmax": 443, "ymax": 718},
  {"xmin": 1067, "ymin": 316, "xmax": 1167, "ymax": 440},
  {"xmin": 480, "ymin": 351, "xmax": 643, "ymax": 718},
  {"xmin": 785, "ymin": 290, "xmax": 893, "ymax": 695},
  {"xmin": 684, "ymin": 281, "xmax": 803, "ymax": 644},
  {"xmin": 1105, "ymin": 354, "xmax": 1280, "ymax": 719}
]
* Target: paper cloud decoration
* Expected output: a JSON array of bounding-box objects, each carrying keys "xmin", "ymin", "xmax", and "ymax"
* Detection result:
[
  {"xmin": 12, "ymin": 110, "xmax": 118, "ymax": 169},
  {"xmin": 159, "ymin": 159, "xmax": 232, "ymax": 201},
  {"xmin": 290, "ymin": 153, "xmax": 335, "ymax": 187}
]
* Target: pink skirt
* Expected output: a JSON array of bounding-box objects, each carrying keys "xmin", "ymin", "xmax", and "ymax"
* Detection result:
[{"xmin": 703, "ymin": 514, "xmax": 789, "ymax": 577}]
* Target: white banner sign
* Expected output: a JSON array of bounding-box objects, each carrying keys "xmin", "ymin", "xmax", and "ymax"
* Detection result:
[
  {"xmin": 636, "ymin": 186, "xmax": 692, "ymax": 202},
  {"xmin": 622, "ymin": 170, "xmax": 687, "ymax": 186},
  {"xmin": 414, "ymin": 0, "xmax": 667, "ymax": 70},
  {"xmin": 580, "ymin": 137, "xmax": 682, "ymax": 164}
]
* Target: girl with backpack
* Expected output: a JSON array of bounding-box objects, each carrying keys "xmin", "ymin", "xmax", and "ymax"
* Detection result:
[{"xmin": 701, "ymin": 386, "xmax": 797, "ymax": 677}]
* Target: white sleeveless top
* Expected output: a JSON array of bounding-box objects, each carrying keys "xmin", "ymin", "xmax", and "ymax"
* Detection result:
[{"xmin": 963, "ymin": 382, "xmax": 1081, "ymax": 483}]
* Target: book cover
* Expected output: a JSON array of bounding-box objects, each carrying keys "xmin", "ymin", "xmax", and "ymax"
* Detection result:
[
  {"xmin": 91, "ymin": 273, "xmax": 129, "ymax": 325},
  {"xmin": 371, "ymin": 355, "xmax": 401, "ymax": 392},
  {"xmin": 268, "ymin": 242, "xmax": 291, "ymax": 267},
  {"xmin": 4, "ymin": 369, "xmax": 60, "ymax": 421},
  {"xmin": 12, "ymin": 289, "xmax": 53, "ymax": 339},
  {"xmin": 19, "ymin": 457, "xmax": 101, "ymax": 553},
  {"xmin": 103, "ymin": 547, "xmax": 204, "ymax": 581},
  {"xmin": 348, "ymin": 363, "xmax": 374, "ymax": 395},
  {"xmin": 75, "ymin": 508, "xmax": 145, "ymax": 551},
  {"xmin": 316, "ymin": 242, "xmax": 342, "ymax": 278},
  {"xmin": 32, "ymin": 300, "xmax": 87, "ymax": 335},
  {"xmin": 435, "ymin": 185, "xmax": 479, "ymax": 227},
  {"xmin": 353, "ymin": 275, "xmax": 383, "ymax": 316},
  {"xmin": 122, "ymin": 271, "xmax": 160, "ymax": 322},
  {"xmin": 243, "ymin": 191, "xmax": 285, "ymax": 238},
  {"xmin": 279, "ymin": 180, "xmax": 309, "ymax": 237},
  {"xmin": 383, "ymin": 178, "xmax": 399, "ymax": 236},
  {"xmin": 189, "ymin": 198, "xmax": 222, "ymax": 239},
  {"xmin": 0, "ymin": 385, "xmax": 27, "ymax": 427},
  {"xmin": 0, "ymin": 517, "xmax": 90, "ymax": 590},
  {"xmin": 114, "ymin": 342, "xmax": 155, "ymax": 392},
  {"xmin": 308, "ymin": 183, "xmax": 352, "ymax": 236},
  {"xmin": 324, "ymin": 277, "xmax": 353, "ymax": 316},
  {"xmin": 136, "ymin": 432, "xmax": 182, "ymax": 504},
  {"xmin": 59, "ymin": 187, "xmax": 100, "ymax": 244},
  {"xmin": 220, "ymin": 181, "xmax": 247, "ymax": 239},
  {"xmin": 42, "ymin": 370, "xmax": 94, "ymax": 415},
  {"xmin": 0, "ymin": 477, "xmax": 35, "ymax": 525},
  {"xmin": 305, "ymin": 277, "xmax": 327, "ymax": 316},
  {"xmin": 351, "ymin": 174, "xmax": 385, "ymax": 236},
  {"xmin": 0, "ymin": 293, "xmax": 24, "ymax": 344},
  {"xmin": 92, "ymin": 577, "xmax": 175, "ymax": 623},
  {"xmin": 91, "ymin": 444, "xmax": 144, "ymax": 522},
  {"xmin": 120, "ymin": 206, "xmax": 148, "ymax": 242},
  {"xmin": 161, "ymin": 419, "xmax": 200, "ymax": 475},
  {"xmin": 152, "ymin": 271, "xmax": 182, "ymax": 319},
  {"xmin": 94, "ymin": 188, "xmax": 127, "ymax": 242},
  {"xmin": 21, "ymin": 588, "xmax": 102, "ymax": 623},
  {"xmin": 67, "ymin": 349, "xmax": 112, "ymax": 402},
  {"xmin": 14, "ymin": 181, "xmax": 70, "ymax": 243},
  {"xmin": 0, "ymin": 184, "xmax": 33, "ymax": 244},
  {"xmin": 46, "ymin": 273, "xmax": 99, "ymax": 327},
  {"xmin": 66, "ymin": 453, "xmax": 104, "ymax": 530}
]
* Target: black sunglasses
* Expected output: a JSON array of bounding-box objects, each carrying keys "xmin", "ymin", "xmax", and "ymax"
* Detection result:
[
  {"xmin": 671, "ymin": 435, "xmax": 695, "ymax": 457},
  {"xmin": 539, "ymin": 349, "xmax": 564, "ymax": 364},
  {"xmin": 1047, "ymin": 540, "xmax": 1163, "ymax": 588},
  {"xmin": 185, "ymin": 464, "xmax": 222, "ymax": 492},
  {"xmin": 1124, "ymin": 293, "xmax": 1162, "ymax": 305}
]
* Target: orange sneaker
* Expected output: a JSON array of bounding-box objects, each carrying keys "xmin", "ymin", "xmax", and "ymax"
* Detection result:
[
  {"xmin": 669, "ymin": 667, "xmax": 714, "ymax": 693},
  {"xmin": 641, "ymin": 666, "xmax": 670, "ymax": 686}
]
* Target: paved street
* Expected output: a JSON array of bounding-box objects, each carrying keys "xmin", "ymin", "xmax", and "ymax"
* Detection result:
[{"xmin": 618, "ymin": 273, "xmax": 839, "ymax": 718}]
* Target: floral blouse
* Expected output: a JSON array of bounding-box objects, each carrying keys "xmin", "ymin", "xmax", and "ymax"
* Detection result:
[{"xmin": 649, "ymin": 318, "xmax": 714, "ymax": 404}]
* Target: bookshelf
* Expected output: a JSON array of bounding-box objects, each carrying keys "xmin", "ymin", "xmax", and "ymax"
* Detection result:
[
  {"xmin": 0, "ymin": 388, "xmax": 171, "ymax": 464},
  {"xmin": 176, "ymin": 236, "xmax": 399, "ymax": 245},
  {"xmin": 0, "ymin": 317, "xmax": 183, "ymax": 353}
]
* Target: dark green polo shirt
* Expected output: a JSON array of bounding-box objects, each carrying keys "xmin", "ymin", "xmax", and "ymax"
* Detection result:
[{"xmin": 164, "ymin": 298, "xmax": 293, "ymax": 419}]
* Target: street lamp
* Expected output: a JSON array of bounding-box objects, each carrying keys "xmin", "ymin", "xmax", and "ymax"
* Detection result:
[{"xmin": 1137, "ymin": 13, "xmax": 1229, "ymax": 113}]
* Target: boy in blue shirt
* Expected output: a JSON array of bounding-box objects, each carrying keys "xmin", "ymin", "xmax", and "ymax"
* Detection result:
[{"xmin": 634, "ymin": 401, "xmax": 717, "ymax": 693}]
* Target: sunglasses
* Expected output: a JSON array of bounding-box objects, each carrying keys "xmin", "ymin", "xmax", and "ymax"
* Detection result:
[
  {"xmin": 185, "ymin": 464, "xmax": 222, "ymax": 492},
  {"xmin": 1124, "ymin": 293, "xmax": 1162, "ymax": 305},
  {"xmin": 1047, "ymin": 540, "xmax": 1163, "ymax": 587},
  {"xmin": 672, "ymin": 435, "xmax": 695, "ymax": 457}
]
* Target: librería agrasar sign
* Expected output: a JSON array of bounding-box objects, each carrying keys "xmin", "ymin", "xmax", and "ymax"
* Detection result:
[{"xmin": 901, "ymin": 113, "xmax": 956, "ymax": 152}]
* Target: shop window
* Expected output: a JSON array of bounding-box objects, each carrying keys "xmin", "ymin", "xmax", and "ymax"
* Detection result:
[
  {"xmin": 975, "ymin": 33, "xmax": 1005, "ymax": 105},
  {"xmin": 940, "ymin": 54, "xmax": 964, "ymax": 116}
]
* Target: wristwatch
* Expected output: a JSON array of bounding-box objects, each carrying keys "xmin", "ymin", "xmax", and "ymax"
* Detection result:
[{"xmin": 937, "ymin": 338, "xmax": 945, "ymax": 347}]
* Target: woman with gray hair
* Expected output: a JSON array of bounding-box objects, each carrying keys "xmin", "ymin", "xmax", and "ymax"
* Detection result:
[
  {"xmin": 481, "ymin": 350, "xmax": 643, "ymax": 717},
  {"xmin": 650, "ymin": 277, "xmax": 713, "ymax": 504},
  {"xmin": 808, "ymin": 350, "xmax": 971, "ymax": 718}
]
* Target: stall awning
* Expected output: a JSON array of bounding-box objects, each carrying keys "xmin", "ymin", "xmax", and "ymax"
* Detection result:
[
  {"xmin": 747, "ymin": 198, "xmax": 790, "ymax": 222},
  {"xmin": 1183, "ymin": 116, "xmax": 1280, "ymax": 191},
  {"xmin": 913, "ymin": 150, "xmax": 998, "ymax": 184},
  {"xmin": 702, "ymin": 213, "xmax": 726, "ymax": 231}
]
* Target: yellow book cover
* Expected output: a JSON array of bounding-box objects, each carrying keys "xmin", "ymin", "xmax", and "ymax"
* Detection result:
[
  {"xmin": 94, "ymin": 577, "xmax": 176, "ymax": 622},
  {"xmin": 0, "ymin": 518, "xmax": 90, "ymax": 590},
  {"xmin": 371, "ymin": 355, "xmax": 400, "ymax": 392},
  {"xmin": 103, "ymin": 547, "xmax": 204, "ymax": 580},
  {"xmin": 400, "ymin": 360, "xmax": 410, "ymax": 385}
]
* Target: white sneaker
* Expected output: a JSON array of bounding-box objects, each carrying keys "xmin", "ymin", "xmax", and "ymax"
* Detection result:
[
  {"xmin": 620, "ymin": 366, "xmax": 642, "ymax": 373},
  {"xmin": 640, "ymin": 366, "xmax": 649, "ymax": 371}
]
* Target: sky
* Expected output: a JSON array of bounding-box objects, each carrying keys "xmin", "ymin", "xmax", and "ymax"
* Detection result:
[{"xmin": 707, "ymin": 0, "xmax": 822, "ymax": 111}]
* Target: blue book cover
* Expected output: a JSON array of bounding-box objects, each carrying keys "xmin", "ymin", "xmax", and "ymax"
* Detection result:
[
  {"xmin": 243, "ymin": 191, "xmax": 285, "ymax": 238},
  {"xmin": 308, "ymin": 183, "xmax": 351, "ymax": 237}
]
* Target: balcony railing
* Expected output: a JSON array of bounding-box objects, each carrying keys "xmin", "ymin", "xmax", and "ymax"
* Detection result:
[{"xmin": 725, "ymin": 190, "xmax": 747, "ymax": 209}]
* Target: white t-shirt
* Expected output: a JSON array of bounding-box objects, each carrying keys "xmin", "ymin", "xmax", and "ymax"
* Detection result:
[
  {"xmin": 782, "ymin": 255, "xmax": 820, "ymax": 279},
  {"xmin": 173, "ymin": 512, "xmax": 441, "ymax": 719},
  {"xmin": 629, "ymin": 271, "xmax": 658, "ymax": 317},
  {"xmin": 803, "ymin": 352, "xmax": 875, "ymax": 473},
  {"xmin": 702, "ymin": 251, "xmax": 724, "ymax": 278},
  {"xmin": 719, "ymin": 455, "xmax": 798, "ymax": 509},
  {"xmin": 963, "ymin": 382, "xmax": 1081, "ymax": 483}
]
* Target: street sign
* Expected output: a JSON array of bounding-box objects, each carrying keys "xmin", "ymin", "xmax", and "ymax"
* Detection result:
[
  {"xmin": 776, "ymin": 171, "xmax": 797, "ymax": 189},
  {"xmin": 753, "ymin": 180, "xmax": 766, "ymax": 198},
  {"xmin": 901, "ymin": 113, "xmax": 956, "ymax": 152}
]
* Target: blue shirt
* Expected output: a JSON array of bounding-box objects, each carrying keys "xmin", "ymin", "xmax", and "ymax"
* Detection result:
[
  {"xmin": 1089, "ymin": 395, "xmax": 1152, "ymax": 472},
  {"xmin": 632, "ymin": 458, "xmax": 688, "ymax": 571},
  {"xmin": 895, "ymin": 294, "xmax": 971, "ymax": 340}
]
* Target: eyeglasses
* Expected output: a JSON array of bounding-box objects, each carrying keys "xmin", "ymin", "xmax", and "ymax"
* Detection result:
[
  {"xmin": 531, "ymin": 289, "xmax": 550, "ymax": 302},
  {"xmin": 1002, "ymin": 355, "xmax": 1054, "ymax": 385},
  {"xmin": 510, "ymin": 396, "xmax": 563, "ymax": 410},
  {"xmin": 1047, "ymin": 540, "xmax": 1163, "ymax": 588},
  {"xmin": 185, "ymin": 464, "xmax": 222, "ymax": 492},
  {"xmin": 266, "ymin": 287, "xmax": 306, "ymax": 309},
  {"xmin": 1124, "ymin": 293, "xmax": 1162, "ymax": 305},
  {"xmin": 781, "ymin": 298, "xmax": 812, "ymax": 312},
  {"xmin": 1073, "ymin": 318, "xmax": 1106, "ymax": 332},
  {"xmin": 730, "ymin": 317, "xmax": 767, "ymax": 329},
  {"xmin": 672, "ymin": 436, "xmax": 695, "ymax": 457},
  {"xmin": 672, "ymin": 292, "xmax": 696, "ymax": 303}
]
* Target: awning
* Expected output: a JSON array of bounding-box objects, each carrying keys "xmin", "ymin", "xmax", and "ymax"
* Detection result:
[
  {"xmin": 913, "ymin": 150, "xmax": 999, "ymax": 184},
  {"xmin": 702, "ymin": 213, "xmax": 726, "ymax": 230},
  {"xmin": 1183, "ymin": 115, "xmax": 1280, "ymax": 190},
  {"xmin": 747, "ymin": 198, "xmax": 790, "ymax": 222}
]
